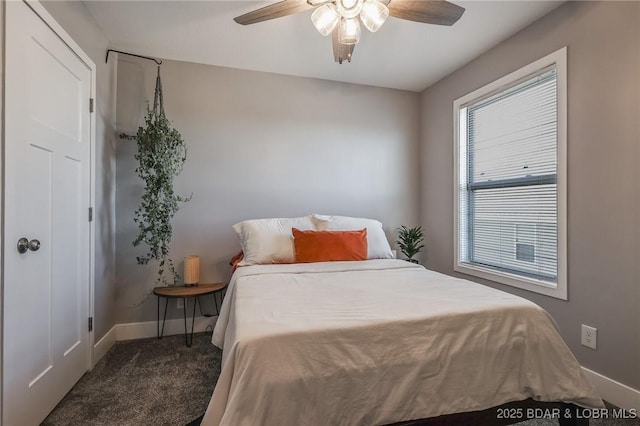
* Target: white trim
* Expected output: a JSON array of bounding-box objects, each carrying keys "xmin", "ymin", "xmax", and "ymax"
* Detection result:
[
  {"xmin": 555, "ymin": 47, "xmax": 568, "ymax": 300},
  {"xmin": 91, "ymin": 317, "xmax": 219, "ymax": 367},
  {"xmin": 0, "ymin": 5, "xmax": 5, "ymax": 425},
  {"xmin": 582, "ymin": 367, "xmax": 640, "ymax": 413},
  {"xmin": 116, "ymin": 317, "xmax": 218, "ymax": 341},
  {"xmin": 22, "ymin": 0, "xmax": 98, "ymax": 372},
  {"xmin": 455, "ymin": 262, "xmax": 561, "ymax": 295},
  {"xmin": 453, "ymin": 47, "xmax": 568, "ymax": 300},
  {"xmin": 92, "ymin": 316, "xmax": 219, "ymax": 366},
  {"xmin": 92, "ymin": 326, "xmax": 117, "ymax": 368},
  {"xmin": 23, "ymin": 1, "xmax": 95, "ymax": 69}
]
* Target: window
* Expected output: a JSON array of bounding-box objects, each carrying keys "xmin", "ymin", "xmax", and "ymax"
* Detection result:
[{"xmin": 454, "ymin": 48, "xmax": 567, "ymax": 299}]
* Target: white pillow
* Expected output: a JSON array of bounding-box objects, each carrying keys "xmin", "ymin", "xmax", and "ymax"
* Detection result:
[
  {"xmin": 233, "ymin": 216, "xmax": 315, "ymax": 266},
  {"xmin": 311, "ymin": 214, "xmax": 393, "ymax": 260}
]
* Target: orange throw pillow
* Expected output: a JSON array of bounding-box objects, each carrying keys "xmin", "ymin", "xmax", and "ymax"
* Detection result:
[{"xmin": 292, "ymin": 228, "xmax": 368, "ymax": 263}]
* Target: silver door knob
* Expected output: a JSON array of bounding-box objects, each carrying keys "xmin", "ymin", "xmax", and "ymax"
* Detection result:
[{"xmin": 17, "ymin": 238, "xmax": 40, "ymax": 254}]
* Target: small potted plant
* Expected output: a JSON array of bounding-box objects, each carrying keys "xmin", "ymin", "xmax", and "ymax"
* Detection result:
[{"xmin": 397, "ymin": 226, "xmax": 425, "ymax": 264}]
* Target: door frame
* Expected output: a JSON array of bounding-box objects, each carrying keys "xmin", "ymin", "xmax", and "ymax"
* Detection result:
[{"xmin": 1, "ymin": 0, "xmax": 97, "ymax": 419}]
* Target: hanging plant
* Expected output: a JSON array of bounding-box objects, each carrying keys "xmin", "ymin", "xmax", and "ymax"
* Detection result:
[{"xmin": 121, "ymin": 66, "xmax": 190, "ymax": 286}]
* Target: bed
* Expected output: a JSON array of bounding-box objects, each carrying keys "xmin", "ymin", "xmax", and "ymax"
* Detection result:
[{"xmin": 201, "ymin": 259, "xmax": 602, "ymax": 426}]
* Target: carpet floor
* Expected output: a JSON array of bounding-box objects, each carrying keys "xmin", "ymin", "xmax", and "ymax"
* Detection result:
[
  {"xmin": 42, "ymin": 333, "xmax": 221, "ymax": 426},
  {"xmin": 43, "ymin": 333, "xmax": 638, "ymax": 426}
]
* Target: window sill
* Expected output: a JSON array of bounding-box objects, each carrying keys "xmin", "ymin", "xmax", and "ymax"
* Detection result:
[{"xmin": 454, "ymin": 262, "xmax": 567, "ymax": 300}]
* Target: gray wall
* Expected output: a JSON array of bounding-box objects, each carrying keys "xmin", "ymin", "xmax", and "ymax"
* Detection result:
[
  {"xmin": 116, "ymin": 59, "xmax": 421, "ymax": 324},
  {"xmin": 420, "ymin": 1, "xmax": 640, "ymax": 389},
  {"xmin": 41, "ymin": 1, "xmax": 118, "ymax": 342}
]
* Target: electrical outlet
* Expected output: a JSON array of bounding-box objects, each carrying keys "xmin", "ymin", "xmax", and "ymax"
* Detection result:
[
  {"xmin": 176, "ymin": 299, "xmax": 184, "ymax": 309},
  {"xmin": 581, "ymin": 325, "xmax": 597, "ymax": 350}
]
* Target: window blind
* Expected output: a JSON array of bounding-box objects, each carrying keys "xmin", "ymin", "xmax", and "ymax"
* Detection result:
[{"xmin": 458, "ymin": 67, "xmax": 558, "ymax": 282}]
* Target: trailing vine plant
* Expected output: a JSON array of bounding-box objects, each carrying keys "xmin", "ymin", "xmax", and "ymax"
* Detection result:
[{"xmin": 121, "ymin": 66, "xmax": 190, "ymax": 286}]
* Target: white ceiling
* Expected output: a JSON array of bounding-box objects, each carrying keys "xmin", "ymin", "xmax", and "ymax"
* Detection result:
[{"xmin": 84, "ymin": 1, "xmax": 562, "ymax": 92}]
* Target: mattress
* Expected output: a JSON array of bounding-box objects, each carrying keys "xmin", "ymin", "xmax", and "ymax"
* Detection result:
[{"xmin": 202, "ymin": 259, "xmax": 602, "ymax": 426}]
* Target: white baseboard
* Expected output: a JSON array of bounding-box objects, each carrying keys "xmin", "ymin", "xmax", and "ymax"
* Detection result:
[
  {"xmin": 92, "ymin": 324, "xmax": 117, "ymax": 367},
  {"xmin": 582, "ymin": 366, "xmax": 640, "ymax": 412},
  {"xmin": 116, "ymin": 316, "xmax": 218, "ymax": 341},
  {"xmin": 91, "ymin": 316, "xmax": 218, "ymax": 367}
]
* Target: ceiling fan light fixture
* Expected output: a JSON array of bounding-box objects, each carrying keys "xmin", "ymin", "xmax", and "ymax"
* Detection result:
[
  {"xmin": 337, "ymin": 0, "xmax": 364, "ymax": 19},
  {"xmin": 311, "ymin": 4, "xmax": 340, "ymax": 36},
  {"xmin": 360, "ymin": 0, "xmax": 389, "ymax": 32},
  {"xmin": 338, "ymin": 17, "xmax": 361, "ymax": 45},
  {"xmin": 233, "ymin": 0, "xmax": 466, "ymax": 64}
]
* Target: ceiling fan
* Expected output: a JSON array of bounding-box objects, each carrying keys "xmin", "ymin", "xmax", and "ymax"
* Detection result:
[{"xmin": 234, "ymin": 0, "xmax": 465, "ymax": 64}]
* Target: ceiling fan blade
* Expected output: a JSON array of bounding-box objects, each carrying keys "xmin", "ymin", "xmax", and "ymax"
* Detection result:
[
  {"xmin": 387, "ymin": 1, "xmax": 465, "ymax": 26},
  {"xmin": 234, "ymin": 0, "xmax": 314, "ymax": 25},
  {"xmin": 332, "ymin": 28, "xmax": 355, "ymax": 64},
  {"xmin": 307, "ymin": 0, "xmax": 335, "ymax": 5}
]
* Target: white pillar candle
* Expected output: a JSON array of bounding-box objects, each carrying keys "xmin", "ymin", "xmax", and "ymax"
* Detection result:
[{"xmin": 184, "ymin": 255, "xmax": 200, "ymax": 286}]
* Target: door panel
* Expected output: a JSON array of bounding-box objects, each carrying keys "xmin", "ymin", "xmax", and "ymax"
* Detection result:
[
  {"xmin": 28, "ymin": 36, "xmax": 84, "ymax": 141},
  {"xmin": 18, "ymin": 144, "xmax": 54, "ymax": 384},
  {"xmin": 55, "ymin": 156, "xmax": 83, "ymax": 356},
  {"xmin": 3, "ymin": 2, "xmax": 92, "ymax": 425}
]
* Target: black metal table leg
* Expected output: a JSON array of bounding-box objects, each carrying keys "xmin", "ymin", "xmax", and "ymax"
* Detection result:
[
  {"xmin": 213, "ymin": 292, "xmax": 220, "ymax": 315},
  {"xmin": 184, "ymin": 296, "xmax": 198, "ymax": 347},
  {"xmin": 158, "ymin": 296, "xmax": 168, "ymax": 339},
  {"xmin": 183, "ymin": 297, "xmax": 188, "ymax": 346},
  {"xmin": 196, "ymin": 296, "xmax": 201, "ymax": 316},
  {"xmin": 153, "ymin": 283, "xmax": 228, "ymax": 347},
  {"xmin": 190, "ymin": 297, "xmax": 197, "ymax": 344}
]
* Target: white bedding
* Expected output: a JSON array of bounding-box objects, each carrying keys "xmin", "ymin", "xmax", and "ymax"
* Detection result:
[{"xmin": 203, "ymin": 260, "xmax": 601, "ymax": 426}]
